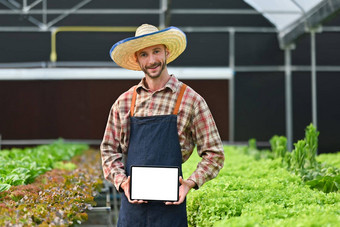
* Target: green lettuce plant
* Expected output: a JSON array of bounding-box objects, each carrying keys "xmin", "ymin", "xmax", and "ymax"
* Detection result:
[
  {"xmin": 0, "ymin": 149, "xmax": 103, "ymax": 226},
  {"xmin": 183, "ymin": 146, "xmax": 340, "ymax": 227},
  {"xmin": 0, "ymin": 140, "xmax": 88, "ymax": 192},
  {"xmin": 304, "ymin": 123, "xmax": 319, "ymax": 168},
  {"xmin": 269, "ymin": 135, "xmax": 287, "ymax": 160}
]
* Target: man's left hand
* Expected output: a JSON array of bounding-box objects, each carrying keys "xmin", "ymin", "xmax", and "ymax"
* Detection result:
[{"xmin": 165, "ymin": 176, "xmax": 196, "ymax": 205}]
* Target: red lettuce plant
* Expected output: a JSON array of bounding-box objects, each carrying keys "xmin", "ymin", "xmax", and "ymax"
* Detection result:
[{"xmin": 0, "ymin": 149, "xmax": 103, "ymax": 226}]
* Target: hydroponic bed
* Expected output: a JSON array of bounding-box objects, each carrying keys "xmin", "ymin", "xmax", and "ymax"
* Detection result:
[
  {"xmin": 183, "ymin": 146, "xmax": 339, "ymax": 227},
  {"xmin": 0, "ymin": 141, "xmax": 103, "ymax": 226},
  {"xmin": 183, "ymin": 124, "xmax": 340, "ymax": 227}
]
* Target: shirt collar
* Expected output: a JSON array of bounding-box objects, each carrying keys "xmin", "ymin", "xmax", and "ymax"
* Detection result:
[{"xmin": 136, "ymin": 75, "xmax": 179, "ymax": 93}]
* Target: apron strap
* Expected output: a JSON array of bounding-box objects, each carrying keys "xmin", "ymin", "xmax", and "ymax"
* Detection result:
[
  {"xmin": 130, "ymin": 83, "xmax": 187, "ymax": 116},
  {"xmin": 130, "ymin": 86, "xmax": 138, "ymax": 117},
  {"xmin": 173, "ymin": 83, "xmax": 187, "ymax": 115}
]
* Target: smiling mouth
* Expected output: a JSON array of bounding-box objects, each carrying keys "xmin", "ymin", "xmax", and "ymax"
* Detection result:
[{"xmin": 147, "ymin": 64, "xmax": 161, "ymax": 70}]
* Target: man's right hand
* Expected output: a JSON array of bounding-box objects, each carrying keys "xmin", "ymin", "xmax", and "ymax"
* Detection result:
[{"xmin": 121, "ymin": 176, "xmax": 148, "ymax": 204}]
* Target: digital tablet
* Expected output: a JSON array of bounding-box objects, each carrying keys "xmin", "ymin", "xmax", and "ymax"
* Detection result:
[{"xmin": 130, "ymin": 165, "xmax": 179, "ymax": 202}]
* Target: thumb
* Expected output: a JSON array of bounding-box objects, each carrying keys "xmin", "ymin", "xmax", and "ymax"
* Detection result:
[{"xmin": 179, "ymin": 176, "xmax": 183, "ymax": 184}]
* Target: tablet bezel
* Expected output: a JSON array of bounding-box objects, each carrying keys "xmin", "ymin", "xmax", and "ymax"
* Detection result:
[{"xmin": 129, "ymin": 165, "xmax": 179, "ymax": 202}]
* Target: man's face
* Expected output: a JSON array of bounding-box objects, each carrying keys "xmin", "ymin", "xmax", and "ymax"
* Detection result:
[{"xmin": 136, "ymin": 44, "xmax": 169, "ymax": 79}]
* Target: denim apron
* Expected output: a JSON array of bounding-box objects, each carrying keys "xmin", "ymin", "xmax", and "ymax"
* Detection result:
[{"xmin": 117, "ymin": 84, "xmax": 188, "ymax": 227}]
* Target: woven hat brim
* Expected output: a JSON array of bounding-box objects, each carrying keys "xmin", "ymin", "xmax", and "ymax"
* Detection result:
[{"xmin": 110, "ymin": 27, "xmax": 187, "ymax": 71}]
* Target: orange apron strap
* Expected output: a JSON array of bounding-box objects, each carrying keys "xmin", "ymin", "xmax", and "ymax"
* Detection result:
[
  {"xmin": 173, "ymin": 83, "xmax": 187, "ymax": 115},
  {"xmin": 130, "ymin": 86, "xmax": 138, "ymax": 117}
]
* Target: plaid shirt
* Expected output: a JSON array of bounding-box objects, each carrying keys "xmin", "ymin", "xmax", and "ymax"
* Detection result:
[{"xmin": 101, "ymin": 75, "xmax": 224, "ymax": 191}]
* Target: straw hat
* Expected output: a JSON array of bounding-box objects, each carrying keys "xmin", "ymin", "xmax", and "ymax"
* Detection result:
[{"xmin": 109, "ymin": 24, "xmax": 187, "ymax": 71}]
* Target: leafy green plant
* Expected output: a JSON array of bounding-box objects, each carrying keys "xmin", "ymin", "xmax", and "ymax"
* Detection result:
[
  {"xmin": 0, "ymin": 184, "xmax": 10, "ymax": 193},
  {"xmin": 183, "ymin": 146, "xmax": 340, "ymax": 227},
  {"xmin": 0, "ymin": 140, "xmax": 88, "ymax": 192},
  {"xmin": 285, "ymin": 124, "xmax": 320, "ymax": 173},
  {"xmin": 269, "ymin": 135, "xmax": 287, "ymax": 160},
  {"xmin": 53, "ymin": 161, "xmax": 77, "ymax": 171},
  {"xmin": 317, "ymin": 152, "xmax": 340, "ymax": 168},
  {"xmin": 306, "ymin": 174, "xmax": 340, "ymax": 193},
  {"xmin": 291, "ymin": 139, "xmax": 306, "ymax": 170},
  {"xmin": 244, "ymin": 138, "xmax": 272, "ymax": 160},
  {"xmin": 266, "ymin": 124, "xmax": 339, "ymax": 193},
  {"xmin": 248, "ymin": 138, "xmax": 256, "ymax": 150},
  {"xmin": 304, "ymin": 123, "xmax": 319, "ymax": 168}
]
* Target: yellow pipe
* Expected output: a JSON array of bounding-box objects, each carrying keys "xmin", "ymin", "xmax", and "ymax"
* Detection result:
[{"xmin": 50, "ymin": 26, "xmax": 138, "ymax": 62}]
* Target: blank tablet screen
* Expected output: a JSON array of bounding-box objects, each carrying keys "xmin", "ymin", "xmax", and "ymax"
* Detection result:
[{"xmin": 130, "ymin": 166, "xmax": 179, "ymax": 202}]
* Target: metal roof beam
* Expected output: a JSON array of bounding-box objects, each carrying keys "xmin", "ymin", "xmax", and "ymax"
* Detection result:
[
  {"xmin": 279, "ymin": 0, "xmax": 340, "ymax": 48},
  {"xmin": 0, "ymin": 26, "xmax": 277, "ymax": 33},
  {"xmin": 0, "ymin": 8, "xmax": 306, "ymax": 15},
  {"xmin": 0, "ymin": 0, "xmax": 44, "ymax": 27},
  {"xmin": 45, "ymin": 0, "xmax": 92, "ymax": 29},
  {"xmin": 23, "ymin": 0, "xmax": 42, "ymax": 12}
]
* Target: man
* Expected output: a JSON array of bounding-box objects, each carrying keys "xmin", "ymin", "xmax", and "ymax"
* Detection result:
[{"xmin": 101, "ymin": 24, "xmax": 224, "ymax": 227}]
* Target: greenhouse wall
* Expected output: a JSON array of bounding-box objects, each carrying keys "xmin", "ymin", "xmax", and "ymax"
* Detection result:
[{"xmin": 0, "ymin": 79, "xmax": 229, "ymax": 142}]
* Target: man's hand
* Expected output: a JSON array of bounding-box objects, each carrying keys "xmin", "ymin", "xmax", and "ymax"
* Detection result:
[
  {"xmin": 121, "ymin": 176, "xmax": 148, "ymax": 204},
  {"xmin": 165, "ymin": 176, "xmax": 196, "ymax": 205}
]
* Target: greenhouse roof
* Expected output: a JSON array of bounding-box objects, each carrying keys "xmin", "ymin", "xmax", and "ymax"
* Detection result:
[{"xmin": 244, "ymin": 0, "xmax": 340, "ymax": 47}]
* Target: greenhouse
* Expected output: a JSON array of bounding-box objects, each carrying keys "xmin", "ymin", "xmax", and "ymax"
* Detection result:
[{"xmin": 0, "ymin": 0, "xmax": 339, "ymax": 226}]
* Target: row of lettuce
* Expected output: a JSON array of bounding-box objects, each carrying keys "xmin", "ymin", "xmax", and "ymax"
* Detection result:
[
  {"xmin": 0, "ymin": 140, "xmax": 103, "ymax": 226},
  {"xmin": 0, "ymin": 139, "xmax": 88, "ymax": 192},
  {"xmin": 183, "ymin": 124, "xmax": 340, "ymax": 226}
]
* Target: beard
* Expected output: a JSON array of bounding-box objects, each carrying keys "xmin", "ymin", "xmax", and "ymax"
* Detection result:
[{"xmin": 141, "ymin": 60, "xmax": 166, "ymax": 79}]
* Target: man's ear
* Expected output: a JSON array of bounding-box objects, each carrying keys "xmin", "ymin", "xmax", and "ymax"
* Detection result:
[
  {"xmin": 165, "ymin": 48, "xmax": 170, "ymax": 58},
  {"xmin": 134, "ymin": 52, "xmax": 139, "ymax": 63}
]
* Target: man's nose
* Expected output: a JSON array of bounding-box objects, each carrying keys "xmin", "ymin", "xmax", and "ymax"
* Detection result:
[{"xmin": 148, "ymin": 54, "xmax": 156, "ymax": 64}]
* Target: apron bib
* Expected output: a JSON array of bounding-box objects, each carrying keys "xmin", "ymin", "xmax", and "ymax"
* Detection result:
[{"xmin": 117, "ymin": 84, "xmax": 188, "ymax": 227}]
